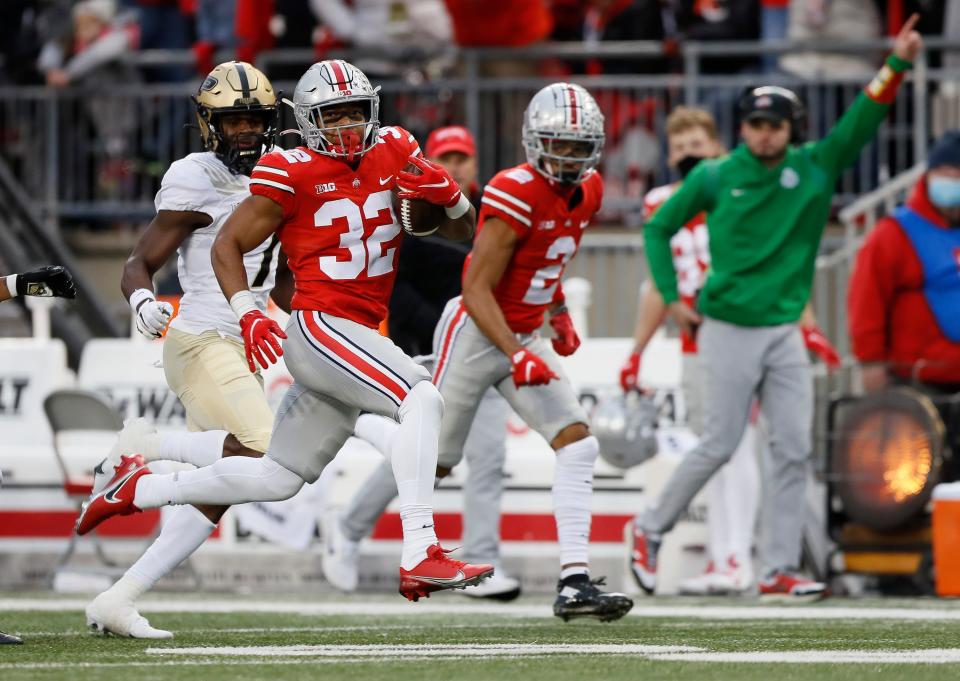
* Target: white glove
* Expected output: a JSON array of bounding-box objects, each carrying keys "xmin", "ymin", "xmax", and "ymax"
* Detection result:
[{"xmin": 130, "ymin": 288, "xmax": 173, "ymax": 339}]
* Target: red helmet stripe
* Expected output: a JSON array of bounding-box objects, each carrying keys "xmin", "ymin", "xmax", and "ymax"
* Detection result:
[
  {"xmin": 329, "ymin": 60, "xmax": 349, "ymax": 91},
  {"xmin": 567, "ymin": 86, "xmax": 579, "ymax": 127}
]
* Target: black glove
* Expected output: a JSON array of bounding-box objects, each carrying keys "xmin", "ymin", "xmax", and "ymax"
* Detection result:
[{"xmin": 15, "ymin": 266, "xmax": 77, "ymax": 299}]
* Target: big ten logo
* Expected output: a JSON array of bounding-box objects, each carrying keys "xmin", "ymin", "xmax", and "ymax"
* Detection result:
[
  {"xmin": 97, "ymin": 386, "xmax": 187, "ymax": 426},
  {"xmin": 0, "ymin": 376, "xmax": 30, "ymax": 416}
]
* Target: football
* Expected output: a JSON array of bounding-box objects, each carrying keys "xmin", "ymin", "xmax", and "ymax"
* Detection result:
[{"xmin": 394, "ymin": 162, "xmax": 447, "ymax": 237}]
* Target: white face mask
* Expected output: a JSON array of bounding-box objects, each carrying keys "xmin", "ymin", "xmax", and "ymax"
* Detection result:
[{"xmin": 928, "ymin": 176, "xmax": 960, "ymax": 209}]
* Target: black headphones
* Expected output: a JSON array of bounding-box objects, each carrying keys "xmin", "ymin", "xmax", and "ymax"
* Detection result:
[{"xmin": 738, "ymin": 86, "xmax": 807, "ymax": 144}]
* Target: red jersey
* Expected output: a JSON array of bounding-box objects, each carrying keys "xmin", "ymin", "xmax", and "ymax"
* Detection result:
[
  {"xmin": 643, "ymin": 183, "xmax": 709, "ymax": 354},
  {"xmin": 473, "ymin": 163, "xmax": 604, "ymax": 334},
  {"xmin": 848, "ymin": 178, "xmax": 960, "ymax": 384},
  {"xmin": 249, "ymin": 126, "xmax": 420, "ymax": 328}
]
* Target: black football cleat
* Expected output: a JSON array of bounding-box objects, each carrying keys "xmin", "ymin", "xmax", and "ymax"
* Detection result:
[
  {"xmin": 0, "ymin": 629, "xmax": 23, "ymax": 644},
  {"xmin": 553, "ymin": 574, "xmax": 634, "ymax": 622}
]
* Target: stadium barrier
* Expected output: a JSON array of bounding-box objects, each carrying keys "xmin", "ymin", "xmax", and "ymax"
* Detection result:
[{"xmin": 3, "ymin": 39, "xmax": 957, "ymax": 227}]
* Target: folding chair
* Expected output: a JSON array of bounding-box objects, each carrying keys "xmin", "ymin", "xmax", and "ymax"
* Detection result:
[{"xmin": 43, "ymin": 389, "xmax": 124, "ymax": 584}]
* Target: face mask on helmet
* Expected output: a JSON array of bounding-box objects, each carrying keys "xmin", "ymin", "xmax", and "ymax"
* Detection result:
[
  {"xmin": 207, "ymin": 109, "xmax": 278, "ymax": 175},
  {"xmin": 311, "ymin": 101, "xmax": 373, "ymax": 161},
  {"xmin": 532, "ymin": 136, "xmax": 602, "ymax": 185}
]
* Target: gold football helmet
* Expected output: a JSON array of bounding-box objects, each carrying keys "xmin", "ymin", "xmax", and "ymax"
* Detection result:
[{"xmin": 194, "ymin": 61, "xmax": 279, "ymax": 175}]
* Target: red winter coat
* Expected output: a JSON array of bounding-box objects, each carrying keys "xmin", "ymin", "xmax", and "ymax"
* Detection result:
[{"xmin": 848, "ymin": 177, "xmax": 960, "ymax": 384}]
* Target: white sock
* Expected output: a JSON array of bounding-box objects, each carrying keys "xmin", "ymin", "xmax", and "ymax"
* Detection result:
[
  {"xmin": 354, "ymin": 413, "xmax": 399, "ymax": 463},
  {"xmin": 392, "ymin": 382, "xmax": 442, "ymax": 569},
  {"xmin": 133, "ymin": 456, "xmax": 303, "ymax": 508},
  {"xmin": 149, "ymin": 430, "xmax": 228, "ymax": 467},
  {"xmin": 553, "ymin": 436, "xmax": 598, "ymax": 569},
  {"xmin": 725, "ymin": 422, "xmax": 760, "ymax": 567},
  {"xmin": 560, "ymin": 565, "xmax": 589, "ymax": 581},
  {"xmin": 126, "ymin": 505, "xmax": 216, "ymax": 589}
]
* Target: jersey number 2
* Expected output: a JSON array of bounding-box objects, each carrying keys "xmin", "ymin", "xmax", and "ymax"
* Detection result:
[
  {"xmin": 522, "ymin": 236, "xmax": 577, "ymax": 305},
  {"xmin": 314, "ymin": 190, "xmax": 401, "ymax": 280}
]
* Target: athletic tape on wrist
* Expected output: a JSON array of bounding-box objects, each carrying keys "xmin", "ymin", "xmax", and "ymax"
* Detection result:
[
  {"xmin": 5, "ymin": 274, "xmax": 19, "ymax": 298},
  {"xmin": 444, "ymin": 193, "xmax": 471, "ymax": 220},
  {"xmin": 229, "ymin": 290, "xmax": 259, "ymax": 320}
]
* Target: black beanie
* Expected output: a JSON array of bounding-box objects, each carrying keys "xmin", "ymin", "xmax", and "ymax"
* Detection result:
[{"xmin": 927, "ymin": 130, "xmax": 960, "ymax": 170}]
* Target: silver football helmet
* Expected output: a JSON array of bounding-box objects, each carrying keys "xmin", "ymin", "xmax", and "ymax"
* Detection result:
[
  {"xmin": 522, "ymin": 82, "xmax": 605, "ymax": 185},
  {"xmin": 592, "ymin": 391, "xmax": 659, "ymax": 470},
  {"xmin": 289, "ymin": 59, "xmax": 380, "ymax": 159}
]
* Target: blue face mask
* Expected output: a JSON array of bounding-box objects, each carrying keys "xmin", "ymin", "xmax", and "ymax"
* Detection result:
[{"xmin": 928, "ymin": 176, "xmax": 960, "ymax": 209}]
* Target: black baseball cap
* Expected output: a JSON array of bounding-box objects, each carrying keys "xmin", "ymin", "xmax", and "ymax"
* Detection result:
[{"xmin": 740, "ymin": 86, "xmax": 801, "ymax": 125}]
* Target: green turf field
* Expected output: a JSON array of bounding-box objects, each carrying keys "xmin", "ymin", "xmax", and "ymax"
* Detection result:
[{"xmin": 2, "ymin": 594, "xmax": 960, "ymax": 680}]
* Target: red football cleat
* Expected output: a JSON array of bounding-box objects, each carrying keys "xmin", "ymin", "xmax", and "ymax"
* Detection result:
[
  {"xmin": 759, "ymin": 569, "xmax": 828, "ymax": 602},
  {"xmin": 75, "ymin": 455, "xmax": 150, "ymax": 536},
  {"xmin": 399, "ymin": 544, "xmax": 494, "ymax": 602}
]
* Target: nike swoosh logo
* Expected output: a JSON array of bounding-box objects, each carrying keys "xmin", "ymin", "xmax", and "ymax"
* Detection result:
[
  {"xmin": 379, "ymin": 176, "xmax": 394, "ymax": 186},
  {"xmin": 104, "ymin": 468, "xmax": 139, "ymax": 504},
  {"xmin": 419, "ymin": 178, "xmax": 449, "ymax": 189},
  {"xmin": 413, "ymin": 570, "xmax": 466, "ymax": 585},
  {"xmin": 731, "ymin": 188, "xmax": 745, "ymax": 197}
]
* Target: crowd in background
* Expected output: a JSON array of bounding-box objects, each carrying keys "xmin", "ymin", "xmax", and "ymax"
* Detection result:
[{"xmin": 0, "ymin": 1, "xmax": 955, "ymax": 87}]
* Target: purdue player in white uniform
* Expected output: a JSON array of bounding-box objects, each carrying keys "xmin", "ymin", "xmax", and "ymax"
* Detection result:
[{"xmin": 85, "ymin": 62, "xmax": 289, "ymax": 638}]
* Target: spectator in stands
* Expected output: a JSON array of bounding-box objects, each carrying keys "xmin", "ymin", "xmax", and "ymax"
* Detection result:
[
  {"xmin": 194, "ymin": 0, "xmax": 274, "ymax": 76},
  {"xmin": 444, "ymin": 0, "xmax": 551, "ymax": 77},
  {"xmin": 667, "ymin": 0, "xmax": 761, "ymax": 74},
  {"xmin": 780, "ymin": 0, "xmax": 882, "ymax": 79},
  {"xmin": 310, "ymin": 0, "xmax": 453, "ymax": 77},
  {"xmin": 848, "ymin": 130, "xmax": 960, "ymax": 393},
  {"xmin": 134, "ymin": 0, "xmax": 193, "ymax": 82},
  {"xmin": 37, "ymin": 0, "xmax": 140, "ymax": 196},
  {"xmin": 760, "ymin": 0, "xmax": 790, "ymax": 72}
]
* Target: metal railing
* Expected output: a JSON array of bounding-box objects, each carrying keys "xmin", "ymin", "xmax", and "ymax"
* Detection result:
[{"xmin": 3, "ymin": 38, "xmax": 958, "ymax": 227}]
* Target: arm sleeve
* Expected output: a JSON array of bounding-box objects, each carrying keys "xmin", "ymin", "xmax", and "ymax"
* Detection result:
[
  {"xmin": 478, "ymin": 175, "xmax": 534, "ymax": 239},
  {"xmin": 643, "ymin": 164, "xmax": 710, "ymax": 304},
  {"xmin": 249, "ymin": 155, "xmax": 298, "ymax": 220},
  {"xmin": 155, "ymin": 161, "xmax": 213, "ymax": 215},
  {"xmin": 64, "ymin": 30, "xmax": 131, "ymax": 81},
  {"xmin": 309, "ymin": 0, "xmax": 357, "ymax": 41},
  {"xmin": 847, "ymin": 217, "xmax": 908, "ymax": 363},
  {"xmin": 812, "ymin": 55, "xmax": 911, "ymax": 174}
]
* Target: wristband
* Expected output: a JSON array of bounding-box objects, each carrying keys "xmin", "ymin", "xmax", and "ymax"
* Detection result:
[
  {"xmin": 444, "ymin": 193, "xmax": 471, "ymax": 220},
  {"xmin": 229, "ymin": 290, "xmax": 259, "ymax": 319},
  {"xmin": 5, "ymin": 274, "xmax": 18, "ymax": 298},
  {"xmin": 129, "ymin": 287, "xmax": 156, "ymax": 313},
  {"xmin": 552, "ymin": 304, "xmax": 568, "ymax": 316}
]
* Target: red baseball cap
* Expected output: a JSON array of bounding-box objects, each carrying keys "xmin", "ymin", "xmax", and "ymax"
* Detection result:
[{"xmin": 425, "ymin": 126, "xmax": 476, "ymax": 159}]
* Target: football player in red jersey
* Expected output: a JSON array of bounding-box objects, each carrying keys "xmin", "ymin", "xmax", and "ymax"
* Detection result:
[
  {"xmin": 75, "ymin": 60, "xmax": 493, "ymax": 602},
  {"xmin": 431, "ymin": 83, "xmax": 633, "ymax": 621}
]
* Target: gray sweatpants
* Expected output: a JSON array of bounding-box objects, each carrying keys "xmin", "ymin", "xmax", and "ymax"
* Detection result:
[
  {"xmin": 640, "ymin": 316, "xmax": 812, "ymax": 571},
  {"xmin": 341, "ymin": 387, "xmax": 510, "ymax": 563}
]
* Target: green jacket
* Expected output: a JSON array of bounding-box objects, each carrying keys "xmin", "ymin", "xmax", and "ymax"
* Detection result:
[{"xmin": 645, "ymin": 55, "xmax": 912, "ymax": 327}]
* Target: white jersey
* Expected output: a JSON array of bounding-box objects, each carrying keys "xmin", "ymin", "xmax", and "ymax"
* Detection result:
[{"xmin": 154, "ymin": 151, "xmax": 279, "ymax": 341}]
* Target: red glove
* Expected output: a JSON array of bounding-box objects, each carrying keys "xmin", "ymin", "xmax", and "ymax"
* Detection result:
[
  {"xmin": 397, "ymin": 155, "xmax": 462, "ymax": 207},
  {"xmin": 619, "ymin": 351, "xmax": 641, "ymax": 392},
  {"xmin": 802, "ymin": 324, "xmax": 841, "ymax": 371},
  {"xmin": 511, "ymin": 348, "xmax": 559, "ymax": 388},
  {"xmin": 239, "ymin": 310, "xmax": 287, "ymax": 372},
  {"xmin": 549, "ymin": 310, "xmax": 580, "ymax": 356}
]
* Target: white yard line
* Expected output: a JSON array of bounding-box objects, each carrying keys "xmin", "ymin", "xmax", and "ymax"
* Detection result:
[
  {"xmin": 147, "ymin": 643, "xmax": 700, "ymax": 658},
  {"xmin": 5, "ymin": 598, "xmax": 960, "ymax": 621},
  {"xmin": 648, "ymin": 649, "xmax": 960, "ymax": 664}
]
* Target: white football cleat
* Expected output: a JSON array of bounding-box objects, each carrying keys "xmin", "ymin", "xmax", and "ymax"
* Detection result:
[
  {"xmin": 93, "ymin": 418, "xmax": 157, "ymax": 496},
  {"xmin": 678, "ymin": 562, "xmax": 720, "ymax": 596},
  {"xmin": 459, "ymin": 564, "xmax": 521, "ymax": 601},
  {"xmin": 322, "ymin": 510, "xmax": 359, "ymax": 592},
  {"xmin": 85, "ymin": 591, "xmax": 172, "ymax": 639}
]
